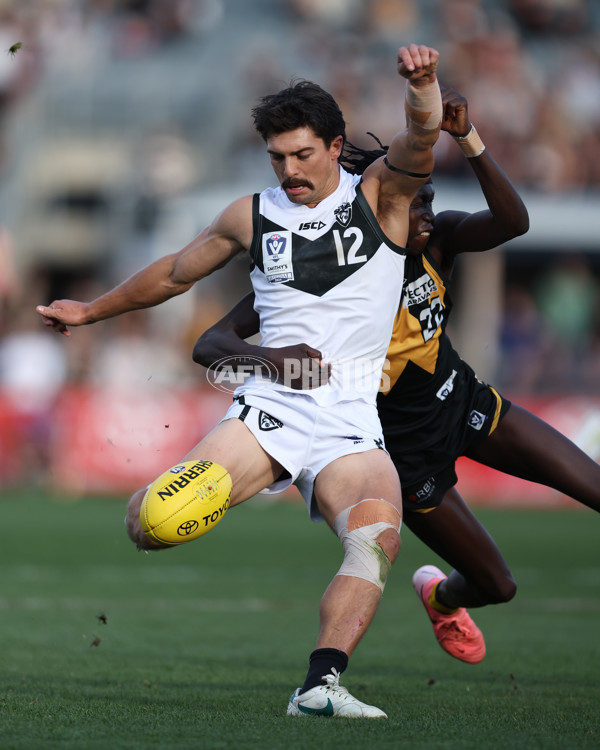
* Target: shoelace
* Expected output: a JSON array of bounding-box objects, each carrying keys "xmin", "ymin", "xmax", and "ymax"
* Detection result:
[
  {"xmin": 321, "ymin": 668, "xmax": 350, "ymax": 696},
  {"xmin": 437, "ymin": 614, "xmax": 475, "ymax": 640}
]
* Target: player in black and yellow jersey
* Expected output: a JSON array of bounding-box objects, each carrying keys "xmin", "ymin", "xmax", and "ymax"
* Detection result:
[{"xmin": 192, "ymin": 87, "xmax": 600, "ymax": 666}]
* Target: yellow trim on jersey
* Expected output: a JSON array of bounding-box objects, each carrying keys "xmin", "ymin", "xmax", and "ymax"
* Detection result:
[
  {"xmin": 382, "ymin": 255, "xmax": 447, "ymax": 395},
  {"xmin": 487, "ymin": 386, "xmax": 503, "ymax": 436}
]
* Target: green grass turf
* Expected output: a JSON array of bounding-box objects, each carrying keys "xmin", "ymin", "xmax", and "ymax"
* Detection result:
[{"xmin": 0, "ymin": 490, "xmax": 598, "ymax": 749}]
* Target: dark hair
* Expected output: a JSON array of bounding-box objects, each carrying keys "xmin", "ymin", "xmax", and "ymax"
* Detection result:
[
  {"xmin": 342, "ymin": 132, "xmax": 434, "ymax": 189},
  {"xmin": 252, "ymin": 80, "xmax": 346, "ymax": 147},
  {"xmin": 341, "ymin": 132, "xmax": 388, "ymax": 175}
]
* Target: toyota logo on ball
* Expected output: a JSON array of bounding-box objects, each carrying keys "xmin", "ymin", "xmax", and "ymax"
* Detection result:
[{"xmin": 177, "ymin": 520, "xmax": 199, "ymax": 536}]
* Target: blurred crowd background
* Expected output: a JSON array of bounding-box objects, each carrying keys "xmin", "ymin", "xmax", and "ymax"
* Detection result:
[{"xmin": 0, "ymin": 0, "xmax": 599, "ymax": 491}]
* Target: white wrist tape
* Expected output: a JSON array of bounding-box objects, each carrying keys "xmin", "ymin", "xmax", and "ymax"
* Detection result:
[
  {"xmin": 453, "ymin": 124, "xmax": 486, "ymax": 158},
  {"xmin": 333, "ymin": 499, "xmax": 402, "ymax": 592},
  {"xmin": 405, "ymin": 80, "xmax": 443, "ymax": 131}
]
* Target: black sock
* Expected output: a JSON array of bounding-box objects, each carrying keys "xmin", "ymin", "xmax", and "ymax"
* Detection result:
[
  {"xmin": 300, "ymin": 648, "xmax": 349, "ymax": 694},
  {"xmin": 434, "ymin": 580, "xmax": 458, "ymax": 611}
]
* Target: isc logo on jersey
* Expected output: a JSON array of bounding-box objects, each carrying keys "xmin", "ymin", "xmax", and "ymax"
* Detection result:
[
  {"xmin": 263, "ymin": 231, "xmax": 294, "ymax": 283},
  {"xmin": 298, "ymin": 221, "xmax": 326, "ymax": 231}
]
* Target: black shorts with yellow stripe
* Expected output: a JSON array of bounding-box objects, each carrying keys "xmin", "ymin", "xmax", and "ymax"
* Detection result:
[{"xmin": 380, "ymin": 362, "xmax": 511, "ymax": 513}]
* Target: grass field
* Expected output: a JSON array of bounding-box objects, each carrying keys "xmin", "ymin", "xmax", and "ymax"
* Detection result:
[{"xmin": 1, "ymin": 490, "xmax": 598, "ymax": 749}]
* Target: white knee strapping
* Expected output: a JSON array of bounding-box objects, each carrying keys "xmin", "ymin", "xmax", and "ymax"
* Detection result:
[{"xmin": 333, "ymin": 499, "xmax": 402, "ymax": 592}]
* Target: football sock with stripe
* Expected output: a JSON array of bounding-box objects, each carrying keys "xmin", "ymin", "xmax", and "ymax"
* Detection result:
[
  {"xmin": 429, "ymin": 580, "xmax": 459, "ymax": 614},
  {"xmin": 299, "ymin": 648, "xmax": 349, "ymax": 694}
]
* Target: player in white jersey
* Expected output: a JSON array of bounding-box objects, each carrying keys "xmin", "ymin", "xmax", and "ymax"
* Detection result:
[
  {"xmin": 36, "ymin": 43, "xmax": 442, "ymax": 718},
  {"xmin": 245, "ymin": 165, "xmax": 407, "ymax": 407}
]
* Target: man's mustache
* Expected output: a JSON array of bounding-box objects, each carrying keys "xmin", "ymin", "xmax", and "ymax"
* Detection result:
[{"xmin": 282, "ymin": 178, "xmax": 313, "ymax": 190}]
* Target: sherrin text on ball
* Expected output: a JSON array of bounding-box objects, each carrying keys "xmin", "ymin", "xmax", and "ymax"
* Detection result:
[{"xmin": 140, "ymin": 460, "xmax": 232, "ymax": 545}]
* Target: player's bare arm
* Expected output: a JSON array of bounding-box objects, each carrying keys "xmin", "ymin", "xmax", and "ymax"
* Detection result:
[
  {"xmin": 361, "ymin": 44, "xmax": 442, "ymax": 246},
  {"xmin": 36, "ymin": 195, "xmax": 254, "ymax": 336},
  {"xmin": 430, "ymin": 87, "xmax": 529, "ymax": 268},
  {"xmin": 192, "ymin": 291, "xmax": 262, "ymax": 368},
  {"xmin": 193, "ymin": 292, "xmax": 329, "ymax": 390}
]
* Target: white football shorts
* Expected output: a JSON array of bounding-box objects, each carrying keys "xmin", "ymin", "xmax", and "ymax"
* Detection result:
[{"xmin": 221, "ymin": 388, "xmax": 386, "ymax": 521}]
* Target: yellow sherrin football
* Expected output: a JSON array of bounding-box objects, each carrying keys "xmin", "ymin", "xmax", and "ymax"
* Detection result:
[{"xmin": 140, "ymin": 460, "xmax": 232, "ymax": 546}]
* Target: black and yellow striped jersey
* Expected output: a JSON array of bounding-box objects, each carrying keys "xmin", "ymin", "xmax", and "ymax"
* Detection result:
[
  {"xmin": 377, "ymin": 247, "xmax": 510, "ymax": 506},
  {"xmin": 380, "ymin": 248, "xmax": 454, "ymax": 403}
]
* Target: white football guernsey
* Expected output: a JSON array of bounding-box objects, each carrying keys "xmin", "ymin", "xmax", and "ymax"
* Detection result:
[{"xmin": 237, "ymin": 166, "xmax": 407, "ymax": 407}]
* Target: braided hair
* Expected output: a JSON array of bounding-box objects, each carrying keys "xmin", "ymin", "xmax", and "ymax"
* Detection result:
[{"xmin": 341, "ymin": 132, "xmax": 388, "ymax": 175}]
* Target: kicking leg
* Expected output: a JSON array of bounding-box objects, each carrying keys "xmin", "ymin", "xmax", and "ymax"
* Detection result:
[{"xmin": 125, "ymin": 418, "xmax": 284, "ymax": 550}]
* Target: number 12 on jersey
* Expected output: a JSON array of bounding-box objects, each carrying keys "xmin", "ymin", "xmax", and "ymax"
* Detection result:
[{"xmin": 333, "ymin": 227, "xmax": 367, "ymax": 266}]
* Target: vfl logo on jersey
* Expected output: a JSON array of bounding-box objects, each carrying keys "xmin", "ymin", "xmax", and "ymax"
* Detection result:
[
  {"xmin": 262, "ymin": 231, "xmax": 294, "ymax": 283},
  {"xmin": 468, "ymin": 410, "xmax": 487, "ymax": 431},
  {"xmin": 259, "ymin": 411, "xmax": 283, "ymax": 431},
  {"xmin": 436, "ymin": 369, "xmax": 457, "ymax": 401},
  {"xmin": 403, "ymin": 273, "xmax": 438, "ymax": 307},
  {"xmin": 334, "ymin": 202, "xmax": 352, "ymax": 227}
]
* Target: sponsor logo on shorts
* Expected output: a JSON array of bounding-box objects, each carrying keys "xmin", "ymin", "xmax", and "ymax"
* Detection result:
[
  {"xmin": 468, "ymin": 410, "xmax": 487, "ymax": 430},
  {"xmin": 436, "ymin": 369, "xmax": 457, "ymax": 401},
  {"xmin": 407, "ymin": 476, "xmax": 436, "ymax": 504},
  {"xmin": 259, "ymin": 411, "xmax": 283, "ymax": 431},
  {"xmin": 334, "ymin": 202, "xmax": 352, "ymax": 227},
  {"xmin": 344, "ymin": 434, "xmax": 365, "ymax": 444}
]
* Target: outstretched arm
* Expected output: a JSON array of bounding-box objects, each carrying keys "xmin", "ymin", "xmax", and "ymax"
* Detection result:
[
  {"xmin": 386, "ymin": 44, "xmax": 442, "ymax": 178},
  {"xmin": 361, "ymin": 43, "xmax": 442, "ymax": 246},
  {"xmin": 36, "ymin": 195, "xmax": 253, "ymax": 335},
  {"xmin": 434, "ymin": 87, "xmax": 529, "ymax": 265},
  {"xmin": 193, "ymin": 292, "xmax": 328, "ymax": 390}
]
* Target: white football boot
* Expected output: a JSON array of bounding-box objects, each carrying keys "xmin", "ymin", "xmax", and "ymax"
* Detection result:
[{"xmin": 286, "ymin": 668, "xmax": 387, "ymax": 718}]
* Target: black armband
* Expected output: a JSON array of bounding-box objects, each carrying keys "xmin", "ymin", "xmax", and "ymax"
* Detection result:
[{"xmin": 383, "ymin": 156, "xmax": 431, "ymax": 179}]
